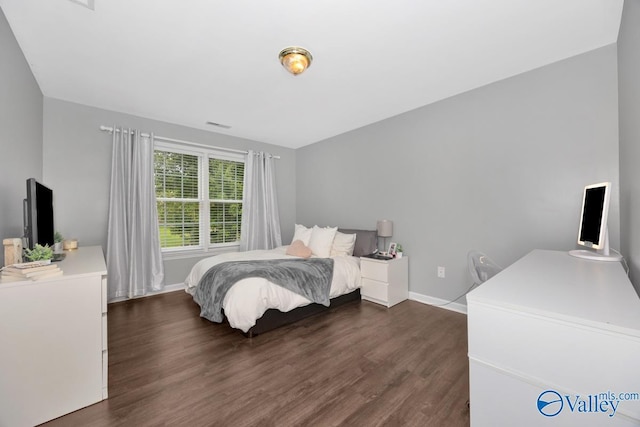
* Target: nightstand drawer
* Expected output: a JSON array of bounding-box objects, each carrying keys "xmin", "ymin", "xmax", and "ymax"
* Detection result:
[
  {"xmin": 361, "ymin": 278, "xmax": 388, "ymax": 301},
  {"xmin": 361, "ymin": 261, "xmax": 388, "ymax": 282}
]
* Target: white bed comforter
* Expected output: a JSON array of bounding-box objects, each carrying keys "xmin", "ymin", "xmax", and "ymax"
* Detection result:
[{"xmin": 185, "ymin": 246, "xmax": 361, "ymax": 332}]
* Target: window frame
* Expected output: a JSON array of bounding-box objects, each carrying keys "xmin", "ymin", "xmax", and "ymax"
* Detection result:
[{"xmin": 154, "ymin": 140, "xmax": 245, "ymax": 259}]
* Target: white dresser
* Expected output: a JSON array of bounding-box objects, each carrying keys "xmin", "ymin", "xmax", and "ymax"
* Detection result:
[
  {"xmin": 0, "ymin": 246, "xmax": 108, "ymax": 427},
  {"xmin": 467, "ymin": 250, "xmax": 640, "ymax": 427},
  {"xmin": 360, "ymin": 256, "xmax": 408, "ymax": 307}
]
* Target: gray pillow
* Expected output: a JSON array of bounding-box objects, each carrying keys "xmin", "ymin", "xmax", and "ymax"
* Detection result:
[{"xmin": 338, "ymin": 229, "xmax": 377, "ymax": 257}]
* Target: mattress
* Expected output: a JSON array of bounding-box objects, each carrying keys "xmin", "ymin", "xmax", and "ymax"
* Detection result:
[{"xmin": 185, "ymin": 246, "xmax": 361, "ymax": 332}]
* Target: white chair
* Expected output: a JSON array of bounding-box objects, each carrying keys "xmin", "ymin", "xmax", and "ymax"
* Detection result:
[
  {"xmin": 465, "ymin": 250, "xmax": 502, "ymax": 411},
  {"xmin": 467, "ymin": 250, "xmax": 502, "ymax": 286}
]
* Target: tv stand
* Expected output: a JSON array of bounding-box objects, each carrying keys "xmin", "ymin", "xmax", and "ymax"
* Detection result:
[{"xmin": 0, "ymin": 246, "xmax": 108, "ymax": 426}]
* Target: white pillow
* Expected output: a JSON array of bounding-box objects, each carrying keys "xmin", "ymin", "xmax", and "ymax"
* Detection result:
[
  {"xmin": 308, "ymin": 226, "xmax": 338, "ymax": 258},
  {"xmin": 292, "ymin": 224, "xmax": 312, "ymax": 246},
  {"xmin": 330, "ymin": 232, "xmax": 357, "ymax": 257}
]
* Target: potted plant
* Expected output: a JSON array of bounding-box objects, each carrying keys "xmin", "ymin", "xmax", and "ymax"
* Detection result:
[
  {"xmin": 24, "ymin": 243, "xmax": 54, "ymax": 262},
  {"xmin": 53, "ymin": 231, "xmax": 64, "ymax": 253},
  {"xmin": 396, "ymin": 244, "xmax": 404, "ymax": 258}
]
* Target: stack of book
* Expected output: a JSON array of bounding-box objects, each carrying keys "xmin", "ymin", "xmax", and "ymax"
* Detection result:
[{"xmin": 1, "ymin": 260, "xmax": 63, "ymax": 281}]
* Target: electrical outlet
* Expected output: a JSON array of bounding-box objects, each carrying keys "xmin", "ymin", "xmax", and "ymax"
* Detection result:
[{"xmin": 437, "ymin": 266, "xmax": 445, "ymax": 278}]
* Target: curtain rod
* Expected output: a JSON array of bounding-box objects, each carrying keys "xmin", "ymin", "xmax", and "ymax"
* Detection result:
[{"xmin": 99, "ymin": 125, "xmax": 280, "ymax": 159}]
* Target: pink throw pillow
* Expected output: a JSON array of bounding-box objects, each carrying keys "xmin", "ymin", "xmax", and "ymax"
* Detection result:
[{"xmin": 286, "ymin": 240, "xmax": 312, "ymax": 259}]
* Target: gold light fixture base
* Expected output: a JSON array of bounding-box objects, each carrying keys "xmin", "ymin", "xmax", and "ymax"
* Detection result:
[{"xmin": 279, "ymin": 47, "xmax": 313, "ymax": 76}]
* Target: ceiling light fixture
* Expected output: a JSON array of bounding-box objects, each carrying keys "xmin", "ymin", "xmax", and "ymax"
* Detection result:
[{"xmin": 278, "ymin": 47, "xmax": 313, "ymax": 76}]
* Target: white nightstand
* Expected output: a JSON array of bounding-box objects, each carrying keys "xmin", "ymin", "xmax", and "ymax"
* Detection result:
[{"xmin": 360, "ymin": 256, "xmax": 409, "ymax": 307}]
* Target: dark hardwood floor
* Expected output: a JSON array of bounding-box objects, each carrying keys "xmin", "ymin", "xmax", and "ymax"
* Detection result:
[{"xmin": 44, "ymin": 291, "xmax": 470, "ymax": 427}]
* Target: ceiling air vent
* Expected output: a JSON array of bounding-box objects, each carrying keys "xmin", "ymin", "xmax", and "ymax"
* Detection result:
[{"xmin": 206, "ymin": 121, "xmax": 232, "ymax": 129}]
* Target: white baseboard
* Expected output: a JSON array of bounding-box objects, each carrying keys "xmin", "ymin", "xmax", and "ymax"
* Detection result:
[
  {"xmin": 108, "ymin": 282, "xmax": 184, "ymax": 304},
  {"xmin": 409, "ymin": 291, "xmax": 468, "ymax": 315},
  {"xmin": 110, "ymin": 283, "xmax": 469, "ymax": 316},
  {"xmin": 160, "ymin": 282, "xmax": 185, "ymax": 293}
]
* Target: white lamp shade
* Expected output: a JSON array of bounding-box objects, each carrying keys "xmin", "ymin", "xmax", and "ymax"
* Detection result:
[{"xmin": 377, "ymin": 220, "xmax": 393, "ymax": 237}]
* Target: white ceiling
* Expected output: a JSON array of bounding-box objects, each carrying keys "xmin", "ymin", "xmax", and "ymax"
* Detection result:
[{"xmin": 0, "ymin": 0, "xmax": 623, "ymax": 149}]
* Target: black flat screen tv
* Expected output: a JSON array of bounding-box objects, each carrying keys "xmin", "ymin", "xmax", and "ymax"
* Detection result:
[{"xmin": 23, "ymin": 178, "xmax": 54, "ymax": 250}]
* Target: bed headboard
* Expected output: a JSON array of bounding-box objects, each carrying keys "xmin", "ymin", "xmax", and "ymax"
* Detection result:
[{"xmin": 338, "ymin": 229, "xmax": 377, "ymax": 257}]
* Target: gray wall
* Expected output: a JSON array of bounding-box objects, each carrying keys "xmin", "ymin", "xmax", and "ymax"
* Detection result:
[
  {"xmin": 2, "ymin": 3, "xmax": 625, "ymax": 299},
  {"xmin": 0, "ymin": 7, "xmax": 43, "ymax": 265},
  {"xmin": 297, "ymin": 45, "xmax": 620, "ymax": 304},
  {"xmin": 42, "ymin": 98, "xmax": 296, "ymax": 284},
  {"xmin": 618, "ymin": 0, "xmax": 640, "ymax": 294}
]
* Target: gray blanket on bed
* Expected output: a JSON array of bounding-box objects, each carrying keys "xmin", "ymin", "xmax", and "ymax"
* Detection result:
[{"xmin": 193, "ymin": 258, "xmax": 335, "ymax": 323}]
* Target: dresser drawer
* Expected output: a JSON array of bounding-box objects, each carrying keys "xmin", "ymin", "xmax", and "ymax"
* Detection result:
[
  {"xmin": 362, "ymin": 278, "xmax": 388, "ymax": 301},
  {"xmin": 361, "ymin": 260, "xmax": 388, "ymax": 281}
]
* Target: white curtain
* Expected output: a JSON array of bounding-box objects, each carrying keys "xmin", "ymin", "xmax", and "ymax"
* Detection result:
[
  {"xmin": 239, "ymin": 150, "xmax": 282, "ymax": 251},
  {"xmin": 107, "ymin": 127, "xmax": 165, "ymax": 300}
]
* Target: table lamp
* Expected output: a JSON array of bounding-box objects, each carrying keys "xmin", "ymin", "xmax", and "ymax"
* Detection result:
[{"xmin": 377, "ymin": 219, "xmax": 393, "ymax": 252}]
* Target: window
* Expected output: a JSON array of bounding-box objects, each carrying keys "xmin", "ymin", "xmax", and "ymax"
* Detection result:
[
  {"xmin": 209, "ymin": 158, "xmax": 244, "ymax": 244},
  {"xmin": 154, "ymin": 142, "xmax": 245, "ymax": 254}
]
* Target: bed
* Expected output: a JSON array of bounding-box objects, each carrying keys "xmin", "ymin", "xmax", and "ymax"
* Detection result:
[{"xmin": 185, "ymin": 227, "xmax": 377, "ymax": 337}]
